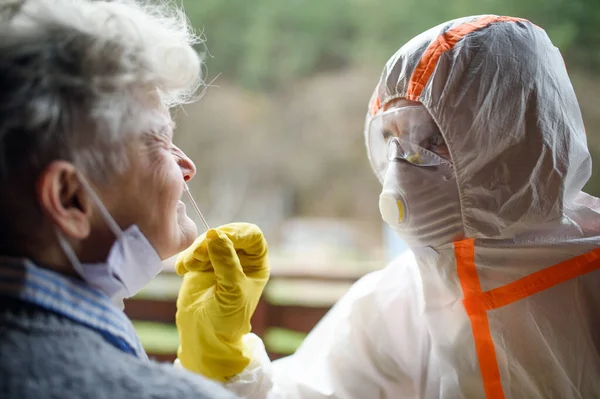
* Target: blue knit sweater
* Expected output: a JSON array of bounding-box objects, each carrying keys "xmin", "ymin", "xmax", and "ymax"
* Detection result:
[{"xmin": 0, "ymin": 259, "xmax": 239, "ymax": 399}]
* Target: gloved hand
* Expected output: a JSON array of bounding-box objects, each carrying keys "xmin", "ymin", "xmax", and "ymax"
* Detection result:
[{"xmin": 175, "ymin": 223, "xmax": 270, "ymax": 382}]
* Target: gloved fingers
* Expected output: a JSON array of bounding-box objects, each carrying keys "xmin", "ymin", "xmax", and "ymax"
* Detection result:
[
  {"xmin": 218, "ymin": 223, "xmax": 268, "ymax": 257},
  {"xmin": 206, "ymin": 229, "xmax": 246, "ymax": 293},
  {"xmin": 235, "ymin": 256, "xmax": 270, "ymax": 283},
  {"xmin": 177, "ymin": 270, "xmax": 216, "ymax": 307},
  {"xmin": 175, "ymin": 232, "xmax": 212, "ymax": 275},
  {"xmin": 217, "ymin": 223, "xmax": 269, "ymax": 275},
  {"xmin": 176, "ymin": 223, "xmax": 269, "ymax": 277}
]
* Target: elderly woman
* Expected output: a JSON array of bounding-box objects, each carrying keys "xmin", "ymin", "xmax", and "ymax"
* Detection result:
[
  {"xmin": 176, "ymin": 15, "xmax": 600, "ymax": 399},
  {"xmin": 0, "ymin": 0, "xmax": 254, "ymax": 398}
]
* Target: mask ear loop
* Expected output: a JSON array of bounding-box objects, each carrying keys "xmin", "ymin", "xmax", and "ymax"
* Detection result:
[
  {"xmin": 56, "ymin": 229, "xmax": 86, "ymax": 277},
  {"xmin": 184, "ymin": 183, "xmax": 210, "ymax": 232},
  {"xmin": 75, "ymin": 172, "xmax": 124, "ymax": 239},
  {"xmin": 55, "ymin": 172, "xmax": 125, "ymax": 281}
]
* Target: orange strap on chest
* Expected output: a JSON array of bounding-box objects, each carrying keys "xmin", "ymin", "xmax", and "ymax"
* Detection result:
[{"xmin": 455, "ymin": 239, "xmax": 600, "ymax": 399}]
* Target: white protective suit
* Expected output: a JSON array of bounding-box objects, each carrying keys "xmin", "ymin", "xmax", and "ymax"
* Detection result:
[{"xmin": 225, "ymin": 15, "xmax": 600, "ymax": 398}]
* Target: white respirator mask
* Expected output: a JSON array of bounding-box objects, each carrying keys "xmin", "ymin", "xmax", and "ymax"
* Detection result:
[{"xmin": 366, "ymin": 105, "xmax": 464, "ymax": 248}]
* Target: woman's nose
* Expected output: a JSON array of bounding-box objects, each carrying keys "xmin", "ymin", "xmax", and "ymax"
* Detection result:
[{"xmin": 174, "ymin": 145, "xmax": 196, "ymax": 182}]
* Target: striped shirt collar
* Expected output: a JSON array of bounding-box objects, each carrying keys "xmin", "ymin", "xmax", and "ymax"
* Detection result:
[{"xmin": 0, "ymin": 257, "xmax": 146, "ymax": 359}]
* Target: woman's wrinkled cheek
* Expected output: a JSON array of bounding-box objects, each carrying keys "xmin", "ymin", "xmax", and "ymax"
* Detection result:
[
  {"xmin": 149, "ymin": 160, "xmax": 172, "ymax": 190},
  {"xmin": 177, "ymin": 209, "xmax": 197, "ymax": 249},
  {"xmin": 142, "ymin": 147, "xmax": 175, "ymax": 192}
]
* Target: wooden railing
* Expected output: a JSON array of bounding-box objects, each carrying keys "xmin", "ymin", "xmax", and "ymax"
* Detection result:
[
  {"xmin": 124, "ymin": 269, "xmax": 361, "ymax": 362},
  {"xmin": 250, "ymin": 270, "xmax": 360, "ymax": 359}
]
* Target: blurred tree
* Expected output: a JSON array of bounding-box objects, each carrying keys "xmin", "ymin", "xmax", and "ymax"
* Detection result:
[
  {"xmin": 170, "ymin": 0, "xmax": 600, "ymax": 233},
  {"xmin": 179, "ymin": 0, "xmax": 600, "ymax": 89}
]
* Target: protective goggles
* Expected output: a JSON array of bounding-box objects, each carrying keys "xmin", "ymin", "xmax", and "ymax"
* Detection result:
[{"xmin": 366, "ymin": 105, "xmax": 446, "ymax": 180}]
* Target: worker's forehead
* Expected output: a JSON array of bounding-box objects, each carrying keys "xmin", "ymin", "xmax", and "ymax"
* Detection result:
[{"xmin": 383, "ymin": 98, "xmax": 421, "ymax": 111}]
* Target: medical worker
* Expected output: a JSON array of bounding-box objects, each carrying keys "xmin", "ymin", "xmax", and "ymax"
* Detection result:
[{"xmin": 176, "ymin": 15, "xmax": 600, "ymax": 398}]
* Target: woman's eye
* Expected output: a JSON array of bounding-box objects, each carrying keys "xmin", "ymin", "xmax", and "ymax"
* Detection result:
[{"xmin": 159, "ymin": 137, "xmax": 173, "ymax": 150}]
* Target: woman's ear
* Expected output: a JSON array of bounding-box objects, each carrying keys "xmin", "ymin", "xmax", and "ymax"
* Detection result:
[{"xmin": 36, "ymin": 161, "xmax": 92, "ymax": 240}]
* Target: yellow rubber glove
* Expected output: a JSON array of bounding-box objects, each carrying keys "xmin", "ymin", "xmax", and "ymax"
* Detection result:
[{"xmin": 175, "ymin": 223, "xmax": 270, "ymax": 382}]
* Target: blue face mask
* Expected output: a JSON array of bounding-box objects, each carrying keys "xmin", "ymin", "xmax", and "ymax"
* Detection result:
[{"xmin": 56, "ymin": 173, "xmax": 163, "ymax": 308}]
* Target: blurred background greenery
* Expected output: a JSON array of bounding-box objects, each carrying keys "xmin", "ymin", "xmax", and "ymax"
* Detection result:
[
  {"xmin": 182, "ymin": 0, "xmax": 600, "ymax": 89},
  {"xmin": 175, "ymin": 0, "xmax": 600, "ymax": 240},
  {"xmin": 137, "ymin": 0, "xmax": 600, "ymax": 356}
]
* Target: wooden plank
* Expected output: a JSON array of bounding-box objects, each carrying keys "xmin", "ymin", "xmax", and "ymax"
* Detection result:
[
  {"xmin": 268, "ymin": 351, "xmax": 289, "ymax": 360},
  {"xmin": 251, "ymin": 298, "xmax": 270, "ymax": 337},
  {"xmin": 159, "ymin": 266, "xmax": 364, "ymax": 279},
  {"xmin": 147, "ymin": 352, "xmax": 178, "ymax": 364},
  {"xmin": 124, "ymin": 298, "xmax": 177, "ymax": 324},
  {"xmin": 268, "ymin": 269, "xmax": 362, "ymax": 282},
  {"xmin": 267, "ymin": 304, "xmax": 330, "ymax": 333}
]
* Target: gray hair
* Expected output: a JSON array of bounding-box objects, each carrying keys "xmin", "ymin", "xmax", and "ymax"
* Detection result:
[{"xmin": 0, "ymin": 0, "xmax": 203, "ymax": 247}]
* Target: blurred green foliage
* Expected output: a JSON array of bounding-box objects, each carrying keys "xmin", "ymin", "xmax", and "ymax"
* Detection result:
[
  {"xmin": 181, "ymin": 0, "xmax": 600, "ymax": 90},
  {"xmin": 175, "ymin": 0, "xmax": 600, "ymax": 197}
]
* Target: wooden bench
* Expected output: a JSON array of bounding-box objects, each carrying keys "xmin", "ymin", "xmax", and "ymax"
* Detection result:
[
  {"xmin": 124, "ymin": 269, "xmax": 361, "ymax": 362},
  {"xmin": 250, "ymin": 270, "xmax": 360, "ymax": 359},
  {"xmin": 123, "ymin": 297, "xmax": 178, "ymax": 362}
]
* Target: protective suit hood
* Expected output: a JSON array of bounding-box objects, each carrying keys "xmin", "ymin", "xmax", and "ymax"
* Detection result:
[
  {"xmin": 223, "ymin": 15, "xmax": 600, "ymax": 399},
  {"xmin": 366, "ymin": 15, "xmax": 592, "ymax": 240}
]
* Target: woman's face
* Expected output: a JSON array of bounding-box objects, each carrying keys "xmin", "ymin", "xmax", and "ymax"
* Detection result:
[{"xmin": 97, "ymin": 105, "xmax": 198, "ymax": 260}]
